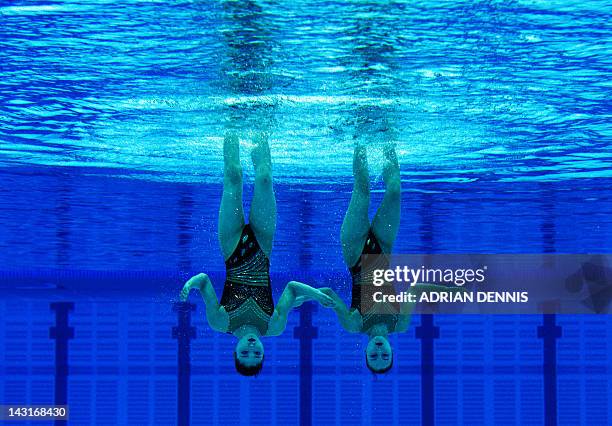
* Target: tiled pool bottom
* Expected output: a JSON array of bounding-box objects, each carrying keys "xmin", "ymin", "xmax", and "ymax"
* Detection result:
[{"xmin": 1, "ymin": 298, "xmax": 610, "ymax": 425}]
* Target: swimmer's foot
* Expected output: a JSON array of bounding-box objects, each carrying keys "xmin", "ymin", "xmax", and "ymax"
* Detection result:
[
  {"xmin": 224, "ymin": 132, "xmax": 242, "ymax": 183},
  {"xmin": 382, "ymin": 143, "xmax": 399, "ymax": 186},
  {"xmin": 352, "ymin": 142, "xmax": 369, "ymax": 192},
  {"xmin": 224, "ymin": 131, "xmax": 240, "ymax": 164},
  {"xmin": 251, "ymin": 132, "xmax": 271, "ymax": 172},
  {"xmin": 353, "ymin": 143, "xmax": 368, "ymax": 173}
]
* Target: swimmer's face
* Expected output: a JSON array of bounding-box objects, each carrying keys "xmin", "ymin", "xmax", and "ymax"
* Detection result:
[
  {"xmin": 366, "ymin": 335, "xmax": 392, "ymax": 372},
  {"xmin": 235, "ymin": 333, "xmax": 264, "ymax": 367}
]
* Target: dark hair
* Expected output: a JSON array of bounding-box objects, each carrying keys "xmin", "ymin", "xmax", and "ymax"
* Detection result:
[
  {"xmin": 234, "ymin": 352, "xmax": 264, "ymax": 377},
  {"xmin": 365, "ymin": 352, "xmax": 393, "ymax": 374}
]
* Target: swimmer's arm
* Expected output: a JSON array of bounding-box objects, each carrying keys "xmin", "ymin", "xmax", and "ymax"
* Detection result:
[
  {"xmin": 319, "ymin": 288, "xmax": 362, "ymax": 333},
  {"xmin": 266, "ymin": 281, "xmax": 334, "ymax": 336},
  {"xmin": 180, "ymin": 273, "xmax": 228, "ymax": 332}
]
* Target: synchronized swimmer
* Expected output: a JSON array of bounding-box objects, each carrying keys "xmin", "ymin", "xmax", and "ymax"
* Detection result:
[
  {"xmin": 319, "ymin": 142, "xmax": 406, "ymax": 374},
  {"xmin": 180, "ymin": 132, "xmax": 334, "ymax": 377}
]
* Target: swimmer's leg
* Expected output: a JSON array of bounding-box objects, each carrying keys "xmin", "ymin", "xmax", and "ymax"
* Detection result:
[
  {"xmin": 218, "ymin": 132, "xmax": 245, "ymax": 261},
  {"xmin": 341, "ymin": 144, "xmax": 371, "ymax": 267},
  {"xmin": 249, "ymin": 132, "xmax": 276, "ymax": 257},
  {"xmin": 371, "ymin": 143, "xmax": 401, "ymax": 253}
]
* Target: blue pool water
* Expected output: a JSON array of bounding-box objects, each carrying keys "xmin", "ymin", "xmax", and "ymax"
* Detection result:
[{"xmin": 1, "ymin": 0, "xmax": 611, "ymax": 424}]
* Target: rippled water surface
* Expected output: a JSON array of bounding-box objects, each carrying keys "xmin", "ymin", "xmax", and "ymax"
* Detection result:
[{"xmin": 2, "ymin": 0, "xmax": 610, "ymax": 182}]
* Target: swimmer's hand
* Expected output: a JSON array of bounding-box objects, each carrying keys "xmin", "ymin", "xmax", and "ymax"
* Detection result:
[
  {"xmin": 286, "ymin": 281, "xmax": 335, "ymax": 308},
  {"xmin": 313, "ymin": 289, "xmax": 335, "ymax": 308},
  {"xmin": 180, "ymin": 273, "xmax": 210, "ymax": 301},
  {"xmin": 316, "ymin": 287, "xmax": 342, "ymax": 309},
  {"xmin": 292, "ymin": 293, "xmax": 334, "ymax": 308},
  {"xmin": 319, "ymin": 287, "xmax": 362, "ymax": 333},
  {"xmin": 319, "ymin": 287, "xmax": 346, "ymax": 309},
  {"xmin": 292, "ymin": 296, "xmax": 307, "ymax": 308},
  {"xmin": 319, "ymin": 287, "xmax": 344, "ymax": 307},
  {"xmin": 296, "ymin": 288, "xmax": 335, "ymax": 308}
]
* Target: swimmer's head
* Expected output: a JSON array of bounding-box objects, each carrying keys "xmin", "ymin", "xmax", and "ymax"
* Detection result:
[
  {"xmin": 365, "ymin": 335, "xmax": 393, "ymax": 374},
  {"xmin": 234, "ymin": 333, "xmax": 264, "ymax": 376}
]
